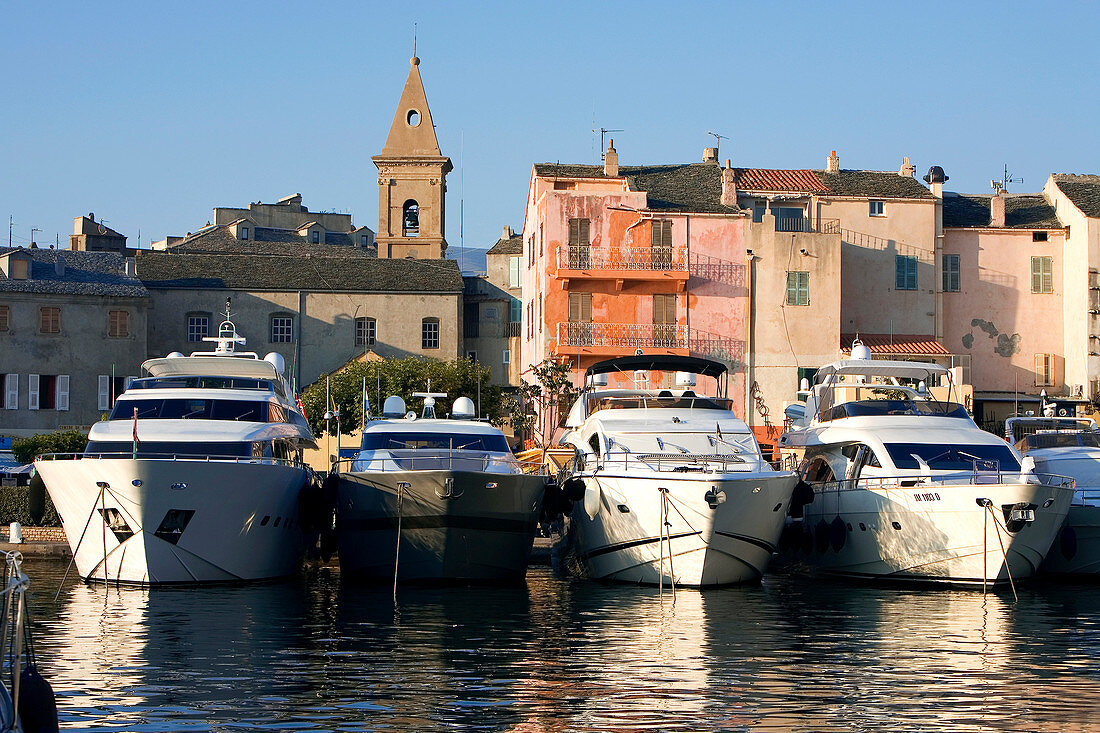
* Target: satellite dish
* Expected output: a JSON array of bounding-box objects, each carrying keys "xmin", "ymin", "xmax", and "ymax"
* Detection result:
[
  {"xmin": 850, "ymin": 338, "xmax": 872, "ymax": 361},
  {"xmin": 452, "ymin": 396, "xmax": 476, "ymax": 419},
  {"xmin": 382, "ymin": 395, "xmax": 406, "ymax": 418}
]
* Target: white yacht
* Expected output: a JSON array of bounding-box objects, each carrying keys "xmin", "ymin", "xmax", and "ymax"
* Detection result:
[
  {"xmin": 557, "ymin": 355, "xmax": 799, "ymax": 587},
  {"xmin": 778, "ymin": 346, "xmax": 1074, "ymax": 586},
  {"xmin": 335, "ymin": 392, "xmax": 548, "ymax": 582},
  {"xmin": 35, "ymin": 308, "xmax": 317, "ymax": 585},
  {"xmin": 1007, "ymin": 416, "xmax": 1100, "ymax": 575}
]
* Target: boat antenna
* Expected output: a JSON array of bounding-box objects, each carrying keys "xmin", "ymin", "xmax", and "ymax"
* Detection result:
[{"xmin": 477, "ymin": 368, "xmax": 481, "ymax": 419}]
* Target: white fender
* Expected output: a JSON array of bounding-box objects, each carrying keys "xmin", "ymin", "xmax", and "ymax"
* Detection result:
[{"xmin": 583, "ymin": 480, "xmax": 602, "ymax": 519}]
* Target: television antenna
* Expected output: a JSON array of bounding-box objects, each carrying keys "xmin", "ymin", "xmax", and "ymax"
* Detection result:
[
  {"xmin": 990, "ymin": 164, "xmax": 1023, "ymax": 193},
  {"xmin": 593, "ymin": 127, "xmax": 623, "ymax": 160},
  {"xmin": 705, "ymin": 130, "xmax": 729, "ymax": 156}
]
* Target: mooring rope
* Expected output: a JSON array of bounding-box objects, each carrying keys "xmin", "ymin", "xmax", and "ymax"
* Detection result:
[
  {"xmin": 985, "ymin": 504, "xmax": 1018, "ymax": 602},
  {"xmin": 392, "ymin": 481, "xmax": 408, "ymax": 606},
  {"xmin": 55, "ymin": 485, "xmax": 107, "ymax": 602}
]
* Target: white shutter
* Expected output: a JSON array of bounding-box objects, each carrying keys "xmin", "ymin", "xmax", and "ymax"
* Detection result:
[
  {"xmin": 4, "ymin": 375, "xmax": 16, "ymax": 410},
  {"xmin": 98, "ymin": 375, "xmax": 110, "ymax": 410},
  {"xmin": 28, "ymin": 374, "xmax": 39, "ymax": 410},
  {"xmin": 56, "ymin": 375, "xmax": 69, "ymax": 411}
]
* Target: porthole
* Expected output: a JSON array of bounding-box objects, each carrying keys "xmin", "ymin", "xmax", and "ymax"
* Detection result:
[
  {"xmin": 859, "ymin": 522, "xmax": 867, "ymax": 531},
  {"xmin": 892, "ymin": 521, "xmax": 902, "ymax": 531},
  {"xmin": 407, "ymin": 109, "xmax": 421, "ymax": 126},
  {"xmin": 260, "ymin": 516, "xmax": 270, "ymax": 526}
]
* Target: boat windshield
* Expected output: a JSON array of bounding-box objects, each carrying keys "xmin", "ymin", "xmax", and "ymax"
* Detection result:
[
  {"xmin": 588, "ymin": 395, "xmax": 733, "ymax": 414},
  {"xmin": 884, "ymin": 443, "xmax": 1021, "ymax": 472},
  {"xmin": 820, "ymin": 399, "xmax": 968, "ymax": 422},
  {"xmin": 361, "ymin": 432, "xmax": 510, "ymax": 452},
  {"xmin": 129, "ymin": 376, "xmax": 279, "ymax": 394},
  {"xmin": 110, "ymin": 398, "xmax": 274, "ymax": 422},
  {"xmin": 1019, "ymin": 432, "xmax": 1100, "ymax": 451}
]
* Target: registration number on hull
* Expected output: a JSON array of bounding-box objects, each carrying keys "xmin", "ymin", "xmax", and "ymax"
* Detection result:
[{"xmin": 913, "ymin": 492, "xmax": 941, "ymax": 502}]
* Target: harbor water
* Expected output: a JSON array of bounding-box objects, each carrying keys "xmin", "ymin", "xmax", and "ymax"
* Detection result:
[{"xmin": 21, "ymin": 558, "xmax": 1100, "ymax": 732}]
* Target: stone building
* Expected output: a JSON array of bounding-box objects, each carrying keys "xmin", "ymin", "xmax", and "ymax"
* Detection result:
[
  {"xmin": 372, "ymin": 56, "xmax": 452, "ymax": 259},
  {"xmin": 69, "ymin": 213, "xmax": 131, "ymax": 254},
  {"xmin": 135, "ymin": 251, "xmax": 463, "ymax": 392},
  {"xmin": 152, "ymin": 194, "xmax": 375, "ymax": 255},
  {"xmin": 462, "ymin": 227, "xmax": 523, "ymax": 386},
  {"xmin": 0, "ymin": 247, "xmax": 148, "ymax": 437}
]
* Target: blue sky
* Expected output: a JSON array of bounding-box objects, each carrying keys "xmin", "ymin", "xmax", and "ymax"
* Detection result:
[{"xmin": 3, "ymin": 1, "xmax": 1099, "ymax": 258}]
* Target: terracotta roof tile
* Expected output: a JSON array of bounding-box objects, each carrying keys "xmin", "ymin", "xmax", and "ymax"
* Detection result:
[
  {"xmin": 734, "ymin": 168, "xmax": 827, "ymax": 193},
  {"xmin": 841, "ymin": 333, "xmax": 949, "ymax": 355}
]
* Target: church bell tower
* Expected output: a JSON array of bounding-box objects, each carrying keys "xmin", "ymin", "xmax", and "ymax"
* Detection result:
[{"xmin": 372, "ymin": 55, "xmax": 452, "ymax": 259}]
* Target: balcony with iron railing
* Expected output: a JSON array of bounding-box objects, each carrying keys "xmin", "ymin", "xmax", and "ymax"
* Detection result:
[
  {"xmin": 555, "ymin": 322, "xmax": 744, "ymax": 361},
  {"xmin": 555, "ymin": 245, "xmax": 690, "ymax": 289},
  {"xmin": 773, "ymin": 217, "xmax": 841, "ymax": 234}
]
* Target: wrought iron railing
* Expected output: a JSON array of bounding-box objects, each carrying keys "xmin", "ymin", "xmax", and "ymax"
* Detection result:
[
  {"xmin": 558, "ymin": 245, "xmax": 688, "ymax": 271},
  {"xmin": 504, "ymin": 321, "xmax": 522, "ymax": 338},
  {"xmin": 775, "ymin": 217, "xmax": 841, "ymax": 234},
  {"xmin": 558, "ymin": 322, "xmax": 687, "ymax": 349}
]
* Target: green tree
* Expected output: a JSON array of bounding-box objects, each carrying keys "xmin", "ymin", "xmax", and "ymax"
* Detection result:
[
  {"xmin": 301, "ymin": 357, "xmax": 502, "ymax": 437},
  {"xmin": 513, "ymin": 357, "xmax": 581, "ymax": 446},
  {"xmin": 12, "ymin": 429, "xmax": 88, "ymax": 464}
]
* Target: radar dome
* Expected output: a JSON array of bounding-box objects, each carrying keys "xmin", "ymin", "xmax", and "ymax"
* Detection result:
[
  {"xmin": 167, "ymin": 351, "xmax": 185, "ymax": 358},
  {"xmin": 263, "ymin": 352, "xmax": 286, "ymax": 374},
  {"xmin": 850, "ymin": 338, "xmax": 872, "ymax": 361},
  {"xmin": 382, "ymin": 395, "xmax": 407, "ymax": 418},
  {"xmin": 452, "ymin": 397, "xmax": 476, "ymax": 419}
]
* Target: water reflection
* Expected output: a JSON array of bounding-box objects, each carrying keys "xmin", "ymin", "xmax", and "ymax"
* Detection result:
[{"xmin": 16, "ymin": 559, "xmax": 1100, "ymax": 732}]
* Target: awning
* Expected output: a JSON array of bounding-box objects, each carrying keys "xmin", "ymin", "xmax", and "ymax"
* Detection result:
[{"xmin": 841, "ymin": 333, "xmax": 949, "ymax": 355}]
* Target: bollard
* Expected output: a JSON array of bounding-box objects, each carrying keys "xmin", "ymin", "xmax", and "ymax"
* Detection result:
[{"xmin": 8, "ymin": 522, "xmax": 23, "ymax": 544}]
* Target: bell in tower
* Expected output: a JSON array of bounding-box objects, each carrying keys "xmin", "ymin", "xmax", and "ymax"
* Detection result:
[{"xmin": 372, "ymin": 55, "xmax": 452, "ymax": 259}]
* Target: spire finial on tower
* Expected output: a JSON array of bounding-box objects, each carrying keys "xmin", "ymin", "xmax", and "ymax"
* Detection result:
[{"xmin": 411, "ymin": 23, "xmax": 418, "ymax": 65}]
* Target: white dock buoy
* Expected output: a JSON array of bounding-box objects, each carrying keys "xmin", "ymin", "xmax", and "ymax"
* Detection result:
[{"xmin": 9, "ymin": 522, "xmax": 23, "ymax": 544}]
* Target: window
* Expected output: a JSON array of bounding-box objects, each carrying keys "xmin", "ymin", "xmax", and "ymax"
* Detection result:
[
  {"xmin": 653, "ymin": 294, "xmax": 677, "ymax": 346},
  {"xmin": 361, "ymin": 234, "xmax": 370, "ymax": 247},
  {"xmin": 895, "ymin": 255, "xmax": 918, "ymax": 291},
  {"xmin": 3, "ymin": 375, "xmax": 16, "ymax": 410},
  {"xmin": 509, "ymin": 297, "xmax": 521, "ymax": 323},
  {"xmin": 1033, "ymin": 231, "xmax": 1048, "ymax": 242},
  {"xmin": 652, "ymin": 220, "xmax": 673, "ymax": 267},
  {"xmin": 29, "ymin": 374, "xmax": 66, "ymax": 410},
  {"xmin": 466, "ymin": 351, "xmax": 478, "ymax": 362},
  {"xmin": 943, "ymin": 254, "xmax": 960, "ymax": 292},
  {"xmin": 502, "ymin": 349, "xmax": 511, "ymax": 365},
  {"xmin": 509, "ymin": 256, "xmax": 521, "ymax": 288},
  {"xmin": 464, "ymin": 303, "xmax": 479, "ymax": 338},
  {"xmin": 39, "ymin": 306, "xmax": 60, "ymax": 334},
  {"xmin": 240, "ymin": 227, "xmax": 249, "ymax": 240},
  {"xmin": 108, "ymin": 310, "xmax": 129, "ymax": 338},
  {"xmin": 1032, "ymin": 256, "xmax": 1053, "ymax": 293},
  {"xmin": 187, "ymin": 314, "xmax": 210, "ymax": 342},
  {"xmin": 311, "ymin": 230, "xmax": 320, "ymax": 244},
  {"xmin": 869, "ymin": 200, "xmax": 885, "ymax": 217},
  {"xmin": 422, "ymin": 318, "xmax": 440, "ymax": 349},
  {"xmin": 797, "ymin": 367, "xmax": 818, "ymax": 391},
  {"xmin": 0, "ymin": 305, "xmax": 8, "ymax": 332},
  {"xmin": 270, "ymin": 316, "xmax": 293, "ymax": 343},
  {"xmin": 568, "ymin": 218, "xmax": 590, "ymax": 247},
  {"xmin": 753, "ymin": 201, "xmax": 767, "ymax": 223},
  {"xmin": 568, "ymin": 292, "xmax": 592, "ymax": 322},
  {"xmin": 402, "ymin": 200, "xmax": 420, "ymax": 237},
  {"xmin": 775, "ymin": 207, "xmax": 805, "ymax": 232},
  {"xmin": 355, "ymin": 317, "xmax": 376, "ymax": 347},
  {"xmin": 1035, "ymin": 353, "xmax": 1055, "ymax": 387},
  {"xmin": 785, "ymin": 272, "xmax": 809, "ymax": 306}
]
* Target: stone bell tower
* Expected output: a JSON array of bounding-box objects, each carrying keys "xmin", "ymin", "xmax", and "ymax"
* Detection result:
[{"xmin": 372, "ymin": 55, "xmax": 452, "ymax": 259}]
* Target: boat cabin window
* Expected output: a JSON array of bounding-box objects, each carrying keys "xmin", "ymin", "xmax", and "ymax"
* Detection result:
[
  {"xmin": 128, "ymin": 376, "xmax": 280, "ymax": 396},
  {"xmin": 1018, "ymin": 432, "xmax": 1100, "ymax": 451},
  {"xmin": 109, "ymin": 398, "xmax": 275, "ymax": 422},
  {"xmin": 360, "ymin": 432, "xmax": 510, "ymax": 452},
  {"xmin": 883, "ymin": 443, "xmax": 1020, "ymax": 472},
  {"xmin": 588, "ymin": 434, "xmax": 601, "ymax": 455},
  {"xmin": 252, "ymin": 440, "xmax": 293, "ymax": 460},
  {"xmin": 588, "ymin": 394, "xmax": 732, "ymax": 415},
  {"xmin": 84, "ymin": 441, "xmax": 252, "ymax": 458},
  {"xmin": 841, "ymin": 443, "xmax": 882, "ymax": 468},
  {"xmin": 819, "ymin": 399, "xmax": 968, "ymax": 422}
]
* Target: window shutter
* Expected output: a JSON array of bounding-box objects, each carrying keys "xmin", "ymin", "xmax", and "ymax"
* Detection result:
[
  {"xmin": 568, "ymin": 293, "xmax": 579, "ymax": 322},
  {"xmin": 1043, "ymin": 258, "xmax": 1053, "ymax": 293},
  {"xmin": 4, "ymin": 375, "xmax": 16, "ymax": 410},
  {"xmin": 28, "ymin": 374, "xmax": 39, "ymax": 410},
  {"xmin": 56, "ymin": 375, "xmax": 69, "ymax": 411},
  {"xmin": 580, "ymin": 219, "xmax": 589, "ymax": 246},
  {"xmin": 98, "ymin": 375, "xmax": 110, "ymax": 410},
  {"xmin": 662, "ymin": 221, "xmax": 672, "ymax": 248},
  {"xmin": 582, "ymin": 293, "xmax": 592, "ymax": 322}
]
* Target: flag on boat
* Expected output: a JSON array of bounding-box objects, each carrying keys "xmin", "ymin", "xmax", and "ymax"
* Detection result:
[{"xmin": 295, "ymin": 393, "xmax": 306, "ymax": 418}]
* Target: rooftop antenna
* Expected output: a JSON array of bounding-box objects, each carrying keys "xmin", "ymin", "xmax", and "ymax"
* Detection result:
[
  {"xmin": 705, "ymin": 130, "xmax": 729, "ymax": 156},
  {"xmin": 30, "ymin": 227, "xmax": 40, "ymax": 246},
  {"xmin": 413, "ymin": 22, "xmax": 417, "ymax": 57},
  {"xmin": 990, "ymin": 164, "xmax": 1023, "ymax": 193},
  {"xmin": 460, "ymin": 130, "xmax": 464, "ymax": 271},
  {"xmin": 593, "ymin": 127, "xmax": 624, "ymax": 161}
]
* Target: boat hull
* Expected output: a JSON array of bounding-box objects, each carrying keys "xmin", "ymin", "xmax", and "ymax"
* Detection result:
[
  {"xmin": 335, "ymin": 470, "xmax": 546, "ymax": 582},
  {"xmin": 780, "ymin": 479, "xmax": 1074, "ymax": 586},
  {"xmin": 1040, "ymin": 504, "xmax": 1100, "ymax": 575},
  {"xmin": 35, "ymin": 457, "xmax": 310, "ymax": 585},
  {"xmin": 564, "ymin": 471, "xmax": 798, "ymax": 587}
]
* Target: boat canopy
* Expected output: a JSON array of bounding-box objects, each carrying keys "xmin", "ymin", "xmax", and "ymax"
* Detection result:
[
  {"xmin": 585, "ymin": 355, "xmax": 727, "ymax": 379},
  {"xmin": 816, "ymin": 359, "xmax": 948, "ymax": 381},
  {"xmin": 143, "ymin": 355, "xmax": 281, "ymax": 381}
]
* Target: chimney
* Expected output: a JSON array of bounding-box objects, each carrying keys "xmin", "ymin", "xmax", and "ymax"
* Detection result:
[
  {"xmin": 604, "ymin": 139, "xmax": 619, "ymax": 177},
  {"xmin": 54, "ymin": 255, "xmax": 65, "ymax": 277},
  {"xmin": 502, "ymin": 225, "xmax": 513, "ymax": 239},
  {"xmin": 125, "ymin": 257, "xmax": 137, "ymax": 276},
  {"xmin": 923, "ymin": 166, "xmax": 948, "ymax": 199},
  {"xmin": 899, "ymin": 156, "xmax": 915, "ymax": 177},
  {"xmin": 826, "ymin": 150, "xmax": 840, "ymax": 174},
  {"xmin": 702, "ymin": 147, "xmax": 719, "ymax": 163},
  {"xmin": 721, "ymin": 160, "xmax": 738, "ymax": 208},
  {"xmin": 990, "ymin": 192, "xmax": 1006, "ymax": 228}
]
